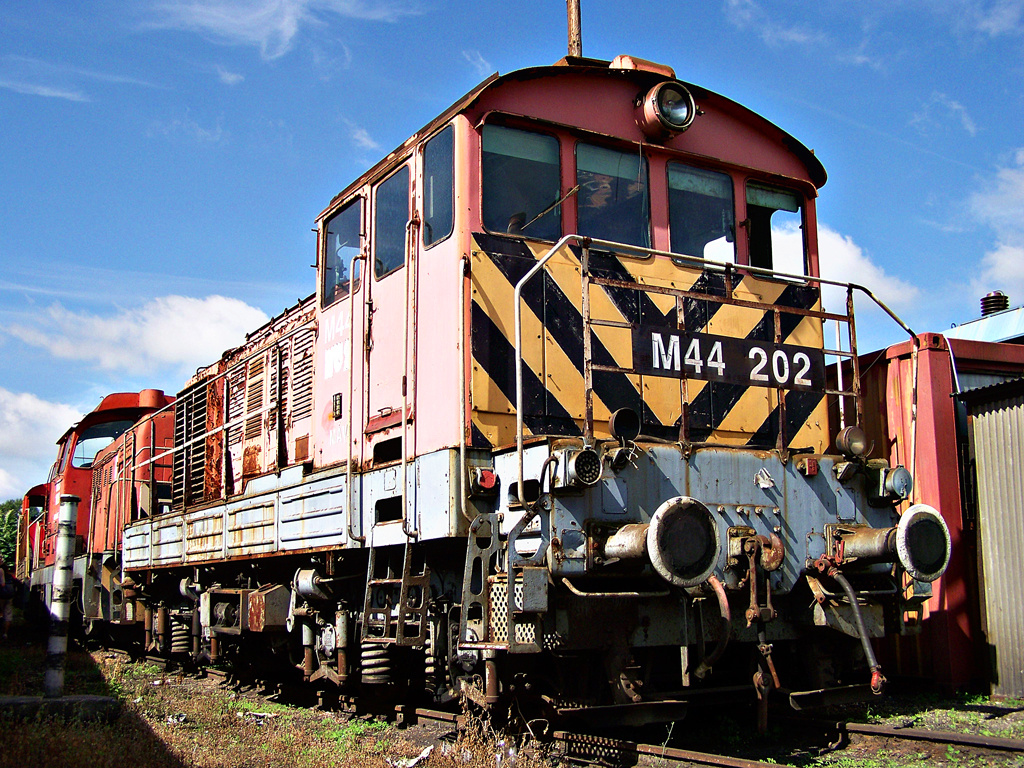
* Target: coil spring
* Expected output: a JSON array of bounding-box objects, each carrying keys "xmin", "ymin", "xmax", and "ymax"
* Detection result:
[
  {"xmin": 424, "ymin": 620, "xmax": 440, "ymax": 693},
  {"xmin": 170, "ymin": 616, "xmax": 191, "ymax": 655},
  {"xmin": 361, "ymin": 643, "xmax": 392, "ymax": 685}
]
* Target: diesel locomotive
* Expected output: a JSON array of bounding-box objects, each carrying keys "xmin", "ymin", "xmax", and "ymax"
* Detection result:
[{"xmin": 19, "ymin": 53, "xmax": 951, "ymax": 727}]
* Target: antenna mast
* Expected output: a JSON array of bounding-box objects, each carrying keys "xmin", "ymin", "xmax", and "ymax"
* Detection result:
[{"xmin": 567, "ymin": 0, "xmax": 582, "ymax": 57}]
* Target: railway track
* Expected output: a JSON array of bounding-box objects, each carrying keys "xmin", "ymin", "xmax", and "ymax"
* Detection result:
[
  {"xmin": 834, "ymin": 719, "xmax": 1024, "ymax": 754},
  {"xmin": 98, "ymin": 649, "xmax": 1024, "ymax": 767}
]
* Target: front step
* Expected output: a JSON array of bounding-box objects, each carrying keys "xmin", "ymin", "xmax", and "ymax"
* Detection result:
[{"xmin": 361, "ymin": 543, "xmax": 429, "ymax": 645}]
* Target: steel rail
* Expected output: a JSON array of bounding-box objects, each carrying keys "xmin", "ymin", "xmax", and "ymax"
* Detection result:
[{"xmin": 839, "ymin": 720, "xmax": 1024, "ymax": 753}]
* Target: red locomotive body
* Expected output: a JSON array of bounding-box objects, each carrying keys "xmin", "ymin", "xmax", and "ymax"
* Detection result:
[{"xmin": 23, "ymin": 390, "xmax": 172, "ymax": 585}]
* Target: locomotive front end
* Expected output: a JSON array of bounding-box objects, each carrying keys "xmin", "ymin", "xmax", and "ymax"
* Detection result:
[{"xmin": 456, "ymin": 57, "xmax": 951, "ymax": 722}]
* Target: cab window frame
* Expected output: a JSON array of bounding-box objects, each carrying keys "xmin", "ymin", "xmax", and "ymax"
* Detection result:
[
  {"xmin": 480, "ymin": 122, "xmax": 562, "ymax": 242},
  {"xmin": 744, "ymin": 181, "xmax": 807, "ymax": 275},
  {"xmin": 422, "ymin": 124, "xmax": 455, "ymax": 249},
  {"xmin": 666, "ymin": 160, "xmax": 736, "ymax": 264},
  {"xmin": 574, "ymin": 140, "xmax": 652, "ymax": 250},
  {"xmin": 321, "ymin": 197, "xmax": 363, "ymax": 310},
  {"xmin": 373, "ymin": 163, "xmax": 412, "ymax": 281}
]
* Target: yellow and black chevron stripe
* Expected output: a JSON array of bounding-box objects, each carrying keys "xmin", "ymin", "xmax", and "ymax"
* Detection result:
[{"xmin": 469, "ymin": 233, "xmax": 829, "ymax": 453}]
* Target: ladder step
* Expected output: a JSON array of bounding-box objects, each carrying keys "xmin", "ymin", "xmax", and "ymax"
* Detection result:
[{"xmin": 367, "ymin": 578, "xmax": 403, "ymax": 586}]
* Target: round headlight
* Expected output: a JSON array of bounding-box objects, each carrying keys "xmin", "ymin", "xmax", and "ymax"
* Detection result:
[
  {"xmin": 636, "ymin": 81, "xmax": 697, "ymax": 139},
  {"xmin": 655, "ymin": 83, "xmax": 695, "ymax": 130},
  {"xmin": 609, "ymin": 407, "xmax": 641, "ymax": 444},
  {"xmin": 836, "ymin": 425, "xmax": 869, "ymax": 458}
]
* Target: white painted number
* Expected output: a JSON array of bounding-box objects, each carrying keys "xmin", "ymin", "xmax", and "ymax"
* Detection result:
[
  {"xmin": 772, "ymin": 349, "xmax": 790, "ymax": 384},
  {"xmin": 748, "ymin": 347, "xmax": 769, "ymax": 382},
  {"xmin": 648, "ymin": 331, "xmax": 816, "ymax": 388},
  {"xmin": 707, "ymin": 341, "xmax": 725, "ymax": 376},
  {"xmin": 684, "ymin": 338, "xmax": 703, "ymax": 374},
  {"xmin": 793, "ymin": 352, "xmax": 812, "ymax": 386}
]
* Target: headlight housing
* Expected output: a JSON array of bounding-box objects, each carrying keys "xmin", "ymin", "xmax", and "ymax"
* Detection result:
[{"xmin": 636, "ymin": 81, "xmax": 697, "ymax": 139}]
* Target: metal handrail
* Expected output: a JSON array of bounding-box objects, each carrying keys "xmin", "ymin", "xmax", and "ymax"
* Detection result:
[
  {"xmin": 347, "ymin": 251, "xmax": 367, "ymax": 543},
  {"xmin": 513, "ymin": 235, "xmax": 918, "ymax": 505}
]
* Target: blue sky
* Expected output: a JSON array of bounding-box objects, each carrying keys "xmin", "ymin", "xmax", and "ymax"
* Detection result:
[{"xmin": 2, "ymin": 0, "xmax": 1023, "ymax": 497}]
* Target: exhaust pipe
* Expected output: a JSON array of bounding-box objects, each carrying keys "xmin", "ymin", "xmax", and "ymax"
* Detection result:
[
  {"xmin": 602, "ymin": 496, "xmax": 721, "ymax": 588},
  {"xmin": 835, "ymin": 504, "xmax": 951, "ymax": 582}
]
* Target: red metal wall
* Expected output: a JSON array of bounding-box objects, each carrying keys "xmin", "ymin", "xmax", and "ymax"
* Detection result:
[{"xmin": 862, "ymin": 333, "xmax": 1024, "ymax": 689}]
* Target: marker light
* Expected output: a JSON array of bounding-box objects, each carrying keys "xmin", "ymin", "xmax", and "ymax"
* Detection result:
[
  {"xmin": 836, "ymin": 425, "xmax": 869, "ymax": 458},
  {"xmin": 636, "ymin": 81, "xmax": 697, "ymax": 140}
]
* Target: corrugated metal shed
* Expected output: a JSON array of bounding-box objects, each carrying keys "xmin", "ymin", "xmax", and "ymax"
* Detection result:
[{"xmin": 961, "ymin": 378, "xmax": 1024, "ymax": 698}]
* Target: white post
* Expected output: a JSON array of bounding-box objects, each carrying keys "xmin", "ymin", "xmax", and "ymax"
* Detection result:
[{"xmin": 44, "ymin": 494, "xmax": 78, "ymax": 699}]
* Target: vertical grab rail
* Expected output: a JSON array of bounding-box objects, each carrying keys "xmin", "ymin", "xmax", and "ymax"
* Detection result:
[
  {"xmin": 347, "ymin": 252, "xmax": 367, "ymax": 543},
  {"xmin": 458, "ymin": 255, "xmax": 472, "ymax": 522},
  {"xmin": 514, "ymin": 235, "xmax": 577, "ymax": 508},
  {"xmin": 581, "ymin": 245, "xmax": 594, "ymax": 443},
  {"xmin": 402, "ymin": 212, "xmax": 421, "ymax": 538}
]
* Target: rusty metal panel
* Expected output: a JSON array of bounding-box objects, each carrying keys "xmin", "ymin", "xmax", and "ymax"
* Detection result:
[
  {"xmin": 123, "ymin": 524, "xmax": 151, "ymax": 568},
  {"xmin": 185, "ymin": 509, "xmax": 224, "ymax": 559},
  {"xmin": 226, "ymin": 501, "xmax": 276, "ymax": 554},
  {"xmin": 151, "ymin": 519, "xmax": 184, "ymax": 565},
  {"xmin": 964, "ymin": 379, "xmax": 1024, "ymax": 698},
  {"xmin": 279, "ymin": 482, "xmax": 349, "ymax": 549}
]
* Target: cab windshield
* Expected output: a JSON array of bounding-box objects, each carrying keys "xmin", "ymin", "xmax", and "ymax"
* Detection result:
[
  {"xmin": 668, "ymin": 163, "xmax": 735, "ymax": 263},
  {"xmin": 481, "ymin": 125, "xmax": 561, "ymax": 240},
  {"xmin": 576, "ymin": 143, "xmax": 650, "ymax": 248},
  {"xmin": 72, "ymin": 420, "xmax": 133, "ymax": 468}
]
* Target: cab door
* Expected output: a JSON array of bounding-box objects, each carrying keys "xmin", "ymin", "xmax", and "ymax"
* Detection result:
[{"xmin": 364, "ymin": 164, "xmax": 414, "ymax": 458}]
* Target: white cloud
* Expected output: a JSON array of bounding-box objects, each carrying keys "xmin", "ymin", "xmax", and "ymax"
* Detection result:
[
  {"xmin": 723, "ymin": 0, "xmax": 827, "ymax": 47},
  {"xmin": 216, "ymin": 65, "xmax": 244, "ymax": 85},
  {"xmin": 148, "ymin": 0, "xmax": 422, "ymax": 60},
  {"xmin": 149, "ymin": 110, "xmax": 228, "ymax": 143},
  {"xmin": 5, "ymin": 295, "xmax": 268, "ymax": 378},
  {"xmin": 342, "ymin": 119, "xmax": 380, "ymax": 150},
  {"xmin": 0, "ymin": 54, "xmax": 161, "ymax": 102},
  {"xmin": 0, "ymin": 388, "xmax": 82, "ymax": 498},
  {"xmin": 772, "ymin": 222, "xmax": 923, "ymax": 350},
  {"xmin": 0, "ymin": 79, "xmax": 90, "ymax": 102},
  {"xmin": 969, "ymin": 148, "xmax": 1024, "ymax": 301},
  {"xmin": 462, "ymin": 50, "xmax": 492, "ymax": 78},
  {"xmin": 975, "ymin": 0, "xmax": 1024, "ymax": 35},
  {"xmin": 774, "ymin": 222, "xmax": 920, "ymax": 313},
  {"xmin": 911, "ymin": 92, "xmax": 979, "ymax": 138}
]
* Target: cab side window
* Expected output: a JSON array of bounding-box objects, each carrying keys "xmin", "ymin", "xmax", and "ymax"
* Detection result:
[
  {"xmin": 746, "ymin": 184, "xmax": 804, "ymax": 273},
  {"xmin": 481, "ymin": 125, "xmax": 561, "ymax": 241},
  {"xmin": 322, "ymin": 200, "xmax": 362, "ymax": 309},
  {"xmin": 423, "ymin": 126, "xmax": 454, "ymax": 247},
  {"xmin": 375, "ymin": 166, "xmax": 411, "ymax": 279},
  {"xmin": 576, "ymin": 142, "xmax": 650, "ymax": 248},
  {"xmin": 668, "ymin": 163, "xmax": 735, "ymax": 263}
]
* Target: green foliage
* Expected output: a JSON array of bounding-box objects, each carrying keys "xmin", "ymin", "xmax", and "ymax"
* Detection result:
[{"xmin": 1, "ymin": 497, "xmax": 20, "ymax": 566}]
